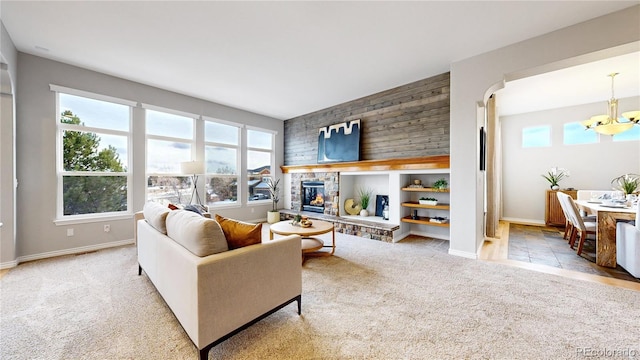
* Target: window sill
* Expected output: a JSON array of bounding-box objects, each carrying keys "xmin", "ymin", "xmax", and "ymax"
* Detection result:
[{"xmin": 54, "ymin": 213, "xmax": 133, "ymax": 226}]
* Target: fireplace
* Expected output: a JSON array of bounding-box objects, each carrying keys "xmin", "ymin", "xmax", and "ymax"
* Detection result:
[{"xmin": 302, "ymin": 181, "xmax": 325, "ymax": 213}]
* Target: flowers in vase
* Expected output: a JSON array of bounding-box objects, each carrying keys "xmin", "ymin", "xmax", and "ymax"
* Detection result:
[
  {"xmin": 541, "ymin": 167, "xmax": 570, "ymax": 189},
  {"xmin": 611, "ymin": 174, "xmax": 639, "ymax": 195}
]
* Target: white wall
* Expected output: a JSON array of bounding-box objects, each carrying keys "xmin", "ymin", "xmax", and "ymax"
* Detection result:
[
  {"xmin": 501, "ymin": 96, "xmax": 640, "ymax": 223},
  {"xmin": 450, "ymin": 5, "xmax": 640, "ymax": 258},
  {"xmin": 0, "ymin": 20, "xmax": 17, "ymax": 267},
  {"xmin": 15, "ymin": 53, "xmax": 284, "ymax": 261}
]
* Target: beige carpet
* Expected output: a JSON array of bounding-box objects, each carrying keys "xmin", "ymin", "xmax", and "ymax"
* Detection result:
[{"xmin": 2, "ymin": 233, "xmax": 640, "ymax": 359}]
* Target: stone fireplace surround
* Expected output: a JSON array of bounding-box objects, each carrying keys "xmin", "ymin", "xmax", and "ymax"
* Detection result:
[{"xmin": 281, "ymin": 156, "xmax": 449, "ymax": 243}]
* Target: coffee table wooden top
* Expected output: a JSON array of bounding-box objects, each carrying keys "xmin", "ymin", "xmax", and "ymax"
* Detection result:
[{"xmin": 269, "ymin": 219, "xmax": 334, "ymax": 237}]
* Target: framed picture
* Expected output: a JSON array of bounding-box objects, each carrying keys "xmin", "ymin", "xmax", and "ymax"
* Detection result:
[{"xmin": 375, "ymin": 195, "xmax": 389, "ymax": 217}]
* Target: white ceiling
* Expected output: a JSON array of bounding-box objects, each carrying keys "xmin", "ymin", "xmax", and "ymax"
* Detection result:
[
  {"xmin": 1, "ymin": 1, "xmax": 638, "ymax": 120},
  {"xmin": 498, "ymin": 51, "xmax": 640, "ymax": 116}
]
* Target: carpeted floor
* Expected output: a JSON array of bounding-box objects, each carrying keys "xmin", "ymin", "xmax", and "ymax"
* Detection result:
[{"xmin": 2, "ymin": 233, "xmax": 640, "ymax": 359}]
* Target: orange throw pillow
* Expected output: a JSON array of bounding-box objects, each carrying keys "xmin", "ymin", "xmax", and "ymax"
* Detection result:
[{"xmin": 214, "ymin": 214, "xmax": 262, "ymax": 249}]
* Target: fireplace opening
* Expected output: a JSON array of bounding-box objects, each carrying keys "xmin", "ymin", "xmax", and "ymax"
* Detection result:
[{"xmin": 302, "ymin": 181, "xmax": 325, "ymax": 213}]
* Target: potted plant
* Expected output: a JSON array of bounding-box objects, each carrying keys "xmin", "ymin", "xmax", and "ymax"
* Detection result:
[
  {"xmin": 611, "ymin": 173, "xmax": 639, "ymax": 195},
  {"xmin": 419, "ymin": 197, "xmax": 438, "ymax": 206},
  {"xmin": 541, "ymin": 167, "xmax": 569, "ymax": 190},
  {"xmin": 432, "ymin": 178, "xmax": 448, "ymax": 191},
  {"xmin": 265, "ymin": 177, "xmax": 281, "ymax": 223},
  {"xmin": 357, "ymin": 187, "xmax": 373, "ymax": 216}
]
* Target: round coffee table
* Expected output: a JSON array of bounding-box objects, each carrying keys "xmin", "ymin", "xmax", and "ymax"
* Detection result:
[{"xmin": 269, "ymin": 219, "xmax": 335, "ymax": 262}]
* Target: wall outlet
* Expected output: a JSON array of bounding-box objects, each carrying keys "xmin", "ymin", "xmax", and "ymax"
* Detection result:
[
  {"xmin": 104, "ymin": 224, "xmax": 110, "ymax": 233},
  {"xmin": 67, "ymin": 228, "xmax": 74, "ymax": 237}
]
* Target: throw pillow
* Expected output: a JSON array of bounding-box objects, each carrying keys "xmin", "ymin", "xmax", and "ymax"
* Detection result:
[
  {"xmin": 167, "ymin": 203, "xmax": 179, "ymax": 210},
  {"xmin": 166, "ymin": 210, "xmax": 228, "ymax": 257},
  {"xmin": 214, "ymin": 214, "xmax": 262, "ymax": 249},
  {"xmin": 143, "ymin": 201, "xmax": 170, "ymax": 234}
]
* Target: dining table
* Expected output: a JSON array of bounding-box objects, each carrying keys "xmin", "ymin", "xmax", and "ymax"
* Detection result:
[{"xmin": 574, "ymin": 200, "xmax": 637, "ymax": 268}]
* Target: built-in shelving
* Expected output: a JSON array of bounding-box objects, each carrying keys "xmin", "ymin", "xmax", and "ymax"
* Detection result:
[
  {"xmin": 401, "ymin": 187, "xmax": 449, "ymax": 192},
  {"xmin": 400, "ymin": 182, "xmax": 450, "ymax": 229},
  {"xmin": 401, "ymin": 201, "xmax": 450, "ymax": 210},
  {"xmin": 401, "ymin": 216, "xmax": 450, "ymax": 227}
]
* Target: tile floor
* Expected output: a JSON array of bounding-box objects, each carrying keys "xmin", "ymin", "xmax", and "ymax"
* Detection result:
[{"xmin": 508, "ymin": 223, "xmax": 639, "ymax": 283}]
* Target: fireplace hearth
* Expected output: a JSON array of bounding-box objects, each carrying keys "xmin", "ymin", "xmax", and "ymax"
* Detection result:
[{"xmin": 302, "ymin": 181, "xmax": 325, "ymax": 213}]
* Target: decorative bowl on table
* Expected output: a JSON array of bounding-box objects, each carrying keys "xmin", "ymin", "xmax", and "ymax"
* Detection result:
[{"xmin": 300, "ymin": 220, "xmax": 313, "ymax": 228}]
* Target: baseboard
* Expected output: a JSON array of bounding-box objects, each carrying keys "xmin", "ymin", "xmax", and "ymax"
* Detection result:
[
  {"xmin": 15, "ymin": 238, "xmax": 135, "ymax": 265},
  {"xmin": 409, "ymin": 230, "xmax": 450, "ymax": 241},
  {"xmin": 448, "ymin": 248, "xmax": 478, "ymax": 259},
  {"xmin": 501, "ymin": 217, "xmax": 545, "ymax": 226},
  {"xmin": 0, "ymin": 259, "xmax": 18, "ymax": 269}
]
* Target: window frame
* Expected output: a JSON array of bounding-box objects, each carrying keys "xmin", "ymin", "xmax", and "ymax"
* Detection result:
[
  {"xmin": 246, "ymin": 126, "xmax": 277, "ymax": 206},
  {"xmin": 52, "ymin": 85, "xmax": 135, "ymax": 224},
  {"xmin": 522, "ymin": 125, "xmax": 552, "ymax": 148},
  {"xmin": 143, "ymin": 105, "xmax": 198, "ymax": 205},
  {"xmin": 204, "ymin": 116, "xmax": 242, "ymax": 208}
]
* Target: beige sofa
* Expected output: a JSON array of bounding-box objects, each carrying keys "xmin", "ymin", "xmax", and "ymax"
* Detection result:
[{"xmin": 135, "ymin": 203, "xmax": 302, "ymax": 360}]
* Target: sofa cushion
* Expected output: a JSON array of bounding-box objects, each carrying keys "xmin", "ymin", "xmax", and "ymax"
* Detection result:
[
  {"xmin": 215, "ymin": 214, "xmax": 262, "ymax": 249},
  {"xmin": 143, "ymin": 201, "xmax": 171, "ymax": 234},
  {"xmin": 166, "ymin": 210, "xmax": 229, "ymax": 257}
]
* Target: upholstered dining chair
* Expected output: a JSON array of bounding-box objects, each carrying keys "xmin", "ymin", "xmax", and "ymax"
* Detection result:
[
  {"xmin": 557, "ymin": 192, "xmax": 596, "ymax": 244},
  {"xmin": 616, "ymin": 205, "xmax": 640, "ymax": 278},
  {"xmin": 560, "ymin": 193, "xmax": 596, "ymax": 255},
  {"xmin": 556, "ymin": 192, "xmax": 574, "ymax": 240}
]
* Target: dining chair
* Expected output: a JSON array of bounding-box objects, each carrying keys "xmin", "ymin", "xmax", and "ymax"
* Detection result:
[
  {"xmin": 563, "ymin": 195, "xmax": 596, "ymax": 255},
  {"xmin": 556, "ymin": 192, "xmax": 573, "ymax": 240},
  {"xmin": 616, "ymin": 205, "xmax": 640, "ymax": 278},
  {"xmin": 557, "ymin": 192, "xmax": 596, "ymax": 243}
]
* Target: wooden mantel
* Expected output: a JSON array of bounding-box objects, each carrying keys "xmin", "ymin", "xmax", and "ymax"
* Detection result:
[{"xmin": 280, "ymin": 155, "xmax": 450, "ymax": 173}]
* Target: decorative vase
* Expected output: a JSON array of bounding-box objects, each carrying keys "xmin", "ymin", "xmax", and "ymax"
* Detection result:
[
  {"xmin": 267, "ymin": 211, "xmax": 280, "ymax": 224},
  {"xmin": 551, "ymin": 185, "xmax": 559, "ymax": 190},
  {"xmin": 360, "ymin": 209, "xmax": 369, "ymax": 217}
]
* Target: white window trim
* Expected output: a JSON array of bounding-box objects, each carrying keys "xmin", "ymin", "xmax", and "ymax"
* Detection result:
[
  {"xmin": 141, "ymin": 103, "xmax": 200, "ymax": 120},
  {"xmin": 144, "ymin": 108, "xmax": 197, "ymax": 203},
  {"xmin": 246, "ymin": 127, "xmax": 276, "ymax": 204},
  {"xmin": 53, "ymin": 88, "xmax": 133, "ymax": 221},
  {"xmin": 246, "ymin": 125, "xmax": 278, "ymax": 135},
  {"xmin": 203, "ymin": 115, "xmax": 244, "ymax": 129},
  {"xmin": 50, "ymin": 84, "xmax": 137, "ymax": 107},
  {"xmin": 204, "ymin": 118, "xmax": 241, "ymax": 207}
]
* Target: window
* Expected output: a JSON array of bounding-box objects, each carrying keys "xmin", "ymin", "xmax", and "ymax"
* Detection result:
[
  {"xmin": 563, "ymin": 122, "xmax": 598, "ymax": 145},
  {"xmin": 54, "ymin": 87, "xmax": 133, "ymax": 219},
  {"xmin": 247, "ymin": 128, "xmax": 275, "ymax": 203},
  {"xmin": 522, "ymin": 125, "xmax": 551, "ymax": 148},
  {"xmin": 145, "ymin": 108, "xmax": 195, "ymax": 205},
  {"xmin": 204, "ymin": 119, "xmax": 240, "ymax": 206}
]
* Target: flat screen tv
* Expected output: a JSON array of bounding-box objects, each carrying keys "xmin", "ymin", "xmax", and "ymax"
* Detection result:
[{"xmin": 317, "ymin": 119, "xmax": 361, "ymax": 163}]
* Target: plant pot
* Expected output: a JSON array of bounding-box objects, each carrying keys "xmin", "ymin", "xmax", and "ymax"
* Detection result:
[
  {"xmin": 419, "ymin": 200, "xmax": 438, "ymax": 206},
  {"xmin": 360, "ymin": 209, "xmax": 369, "ymax": 217},
  {"xmin": 267, "ymin": 211, "xmax": 281, "ymax": 224},
  {"xmin": 551, "ymin": 185, "xmax": 560, "ymax": 190}
]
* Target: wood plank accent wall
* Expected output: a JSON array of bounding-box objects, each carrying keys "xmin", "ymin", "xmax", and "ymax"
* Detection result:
[{"xmin": 284, "ymin": 72, "xmax": 450, "ymax": 166}]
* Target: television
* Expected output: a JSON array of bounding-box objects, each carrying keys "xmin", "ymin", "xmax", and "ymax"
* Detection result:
[{"xmin": 317, "ymin": 119, "xmax": 361, "ymax": 163}]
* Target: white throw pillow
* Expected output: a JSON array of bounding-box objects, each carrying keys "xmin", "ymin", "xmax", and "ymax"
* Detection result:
[
  {"xmin": 166, "ymin": 210, "xmax": 229, "ymax": 257},
  {"xmin": 143, "ymin": 201, "xmax": 170, "ymax": 235}
]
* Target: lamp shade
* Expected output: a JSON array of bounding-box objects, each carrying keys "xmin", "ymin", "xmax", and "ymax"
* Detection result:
[{"xmin": 181, "ymin": 161, "xmax": 204, "ymax": 175}]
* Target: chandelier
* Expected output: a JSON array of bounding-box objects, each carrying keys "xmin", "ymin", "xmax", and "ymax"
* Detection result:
[{"xmin": 581, "ymin": 73, "xmax": 640, "ymax": 135}]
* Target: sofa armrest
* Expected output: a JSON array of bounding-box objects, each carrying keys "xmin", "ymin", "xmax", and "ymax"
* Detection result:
[
  {"xmin": 133, "ymin": 211, "xmax": 145, "ymax": 245},
  {"xmin": 194, "ymin": 234, "xmax": 302, "ymax": 348}
]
